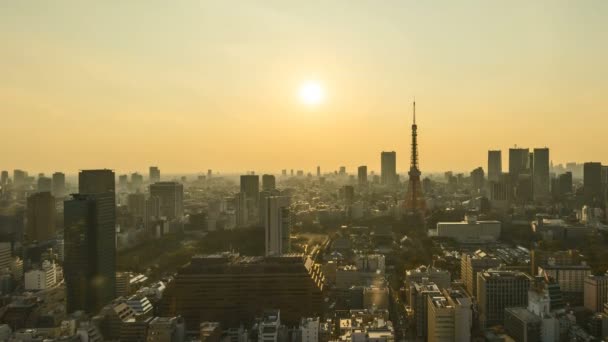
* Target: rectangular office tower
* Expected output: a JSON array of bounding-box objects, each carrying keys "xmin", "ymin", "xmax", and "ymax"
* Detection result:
[
  {"xmin": 64, "ymin": 193, "xmax": 116, "ymax": 313},
  {"xmin": 584, "ymin": 162, "xmax": 603, "ymax": 206},
  {"xmin": 477, "ymin": 270, "xmax": 531, "ymax": 329},
  {"xmin": 509, "ymin": 148, "xmax": 530, "ymax": 180},
  {"xmin": 532, "ymin": 148, "xmax": 550, "ymax": 201},
  {"xmin": 149, "ymin": 182, "xmax": 184, "ymax": 220},
  {"xmin": 381, "ymin": 151, "xmax": 397, "ymax": 185},
  {"xmin": 52, "ymin": 172, "xmax": 66, "ymax": 198},
  {"xmin": 26, "ymin": 192, "xmax": 56, "ymax": 243},
  {"xmin": 79, "ymin": 169, "xmax": 115, "ymax": 195},
  {"xmin": 262, "ymin": 174, "xmax": 276, "ymax": 191},
  {"xmin": 264, "ymin": 196, "xmax": 291, "ymax": 256},
  {"xmin": 358, "ymin": 166, "xmax": 368, "ymax": 185},
  {"xmin": 240, "ymin": 175, "xmax": 260, "ymax": 208},
  {"xmin": 487, "ymin": 150, "xmax": 502, "ymax": 182},
  {"xmin": 149, "ymin": 166, "xmax": 161, "ymax": 184}
]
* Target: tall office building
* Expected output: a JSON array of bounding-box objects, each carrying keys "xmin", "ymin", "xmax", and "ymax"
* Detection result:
[
  {"xmin": 461, "ymin": 251, "xmax": 501, "ymax": 297},
  {"xmin": 26, "ymin": 192, "xmax": 56, "ymax": 243},
  {"xmin": 264, "ymin": 196, "xmax": 291, "ymax": 256},
  {"xmin": 357, "ymin": 166, "xmax": 367, "ymax": 185},
  {"xmin": 131, "ymin": 173, "xmax": 144, "ymax": 191},
  {"xmin": 477, "ymin": 269, "xmax": 532, "ymax": 328},
  {"xmin": 79, "ymin": 169, "xmax": 115, "ymax": 195},
  {"xmin": 149, "ymin": 182, "xmax": 184, "ymax": 220},
  {"xmin": 52, "ymin": 172, "xmax": 66, "ymax": 198},
  {"xmin": 509, "ymin": 148, "xmax": 530, "ymax": 181},
  {"xmin": 532, "ymin": 148, "xmax": 550, "ymax": 201},
  {"xmin": 127, "ymin": 193, "xmax": 146, "ymax": 221},
  {"xmin": 37, "ymin": 176, "xmax": 52, "ymax": 193},
  {"xmin": 584, "ymin": 274, "xmax": 608, "ymax": 313},
  {"xmin": 149, "ymin": 166, "xmax": 161, "ymax": 184},
  {"xmin": 13, "ymin": 169, "xmax": 27, "ymax": 188},
  {"xmin": 584, "ymin": 162, "xmax": 603, "ymax": 206},
  {"xmin": 240, "ymin": 175, "xmax": 260, "ymax": 208},
  {"xmin": 470, "ymin": 167, "xmax": 485, "ymax": 192},
  {"xmin": 487, "ymin": 150, "xmax": 502, "ymax": 182},
  {"xmin": 161, "ymin": 254, "xmax": 324, "ymax": 329},
  {"xmin": 405, "ymin": 102, "xmax": 426, "ymax": 214},
  {"xmin": 235, "ymin": 192, "xmax": 249, "ymax": 228},
  {"xmin": 0, "ymin": 171, "xmax": 8, "ymax": 186},
  {"xmin": 262, "ymin": 174, "xmax": 276, "ymax": 191},
  {"xmin": 316, "ymin": 166, "xmax": 321, "ymax": 177},
  {"xmin": 381, "ymin": 151, "xmax": 397, "ymax": 186},
  {"xmin": 64, "ymin": 192, "xmax": 116, "ymax": 313},
  {"xmin": 427, "ymin": 289, "xmax": 472, "ymax": 342}
]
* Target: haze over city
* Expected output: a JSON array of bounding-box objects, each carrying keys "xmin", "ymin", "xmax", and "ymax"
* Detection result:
[{"xmin": 2, "ymin": 1, "xmax": 607, "ymax": 173}]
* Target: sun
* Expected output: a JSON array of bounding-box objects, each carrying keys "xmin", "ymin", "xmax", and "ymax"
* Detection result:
[{"xmin": 298, "ymin": 81, "xmax": 325, "ymax": 106}]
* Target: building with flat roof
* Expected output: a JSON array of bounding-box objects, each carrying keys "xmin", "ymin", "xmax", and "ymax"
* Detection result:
[
  {"xmin": 431, "ymin": 214, "xmax": 500, "ymax": 243},
  {"xmin": 584, "ymin": 274, "xmax": 608, "ymax": 313},
  {"xmin": 405, "ymin": 265, "xmax": 451, "ymax": 291},
  {"xmin": 461, "ymin": 251, "xmax": 501, "ymax": 297},
  {"xmin": 477, "ymin": 269, "xmax": 532, "ymax": 329},
  {"xmin": 160, "ymin": 253, "xmax": 324, "ymax": 329},
  {"xmin": 426, "ymin": 289, "xmax": 472, "ymax": 342}
]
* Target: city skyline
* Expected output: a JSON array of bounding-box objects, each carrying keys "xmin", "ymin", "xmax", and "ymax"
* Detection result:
[{"xmin": 2, "ymin": 1, "xmax": 607, "ymax": 173}]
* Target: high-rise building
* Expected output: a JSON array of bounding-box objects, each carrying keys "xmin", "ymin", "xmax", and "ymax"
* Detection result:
[
  {"xmin": 405, "ymin": 265, "xmax": 451, "ymax": 291},
  {"xmin": 381, "ymin": 151, "xmax": 397, "ymax": 186},
  {"xmin": 262, "ymin": 174, "xmax": 276, "ymax": 191},
  {"xmin": 470, "ymin": 167, "xmax": 485, "ymax": 193},
  {"xmin": 538, "ymin": 262, "xmax": 591, "ymax": 306},
  {"xmin": 405, "ymin": 102, "xmax": 426, "ymax": 214},
  {"xmin": 51, "ymin": 172, "xmax": 66, "ymax": 198},
  {"xmin": 13, "ymin": 169, "xmax": 28, "ymax": 188},
  {"xmin": 0, "ymin": 171, "xmax": 8, "ymax": 186},
  {"xmin": 339, "ymin": 166, "xmax": 346, "ymax": 176},
  {"xmin": 410, "ymin": 280, "xmax": 441, "ymax": 339},
  {"xmin": 532, "ymin": 148, "xmax": 550, "ymax": 201},
  {"xmin": 235, "ymin": 192, "xmax": 249, "ymax": 228},
  {"xmin": 357, "ymin": 166, "xmax": 367, "ymax": 185},
  {"xmin": 584, "ymin": 274, "xmax": 608, "ymax": 313},
  {"xmin": 160, "ymin": 254, "xmax": 324, "ymax": 330},
  {"xmin": 26, "ymin": 192, "xmax": 56, "ymax": 243},
  {"xmin": 316, "ymin": 166, "xmax": 321, "ymax": 177},
  {"xmin": 584, "ymin": 162, "xmax": 603, "ymax": 206},
  {"xmin": 127, "ymin": 193, "xmax": 146, "ymax": 221},
  {"xmin": 264, "ymin": 196, "xmax": 291, "ymax": 256},
  {"xmin": 37, "ymin": 176, "xmax": 52, "ymax": 193},
  {"xmin": 509, "ymin": 148, "xmax": 530, "ymax": 181},
  {"xmin": 131, "ymin": 173, "xmax": 144, "ymax": 192},
  {"xmin": 240, "ymin": 175, "xmax": 260, "ymax": 208},
  {"xmin": 149, "ymin": 166, "xmax": 161, "ymax": 184},
  {"xmin": 79, "ymin": 169, "xmax": 115, "ymax": 195},
  {"xmin": 461, "ymin": 251, "xmax": 501, "ymax": 297},
  {"xmin": 427, "ymin": 289, "xmax": 472, "ymax": 342},
  {"xmin": 477, "ymin": 269, "xmax": 531, "ymax": 328},
  {"xmin": 64, "ymin": 192, "xmax": 116, "ymax": 313},
  {"xmin": 487, "ymin": 150, "xmax": 502, "ymax": 182},
  {"xmin": 0, "ymin": 242, "xmax": 11, "ymax": 270},
  {"xmin": 149, "ymin": 182, "xmax": 184, "ymax": 220}
]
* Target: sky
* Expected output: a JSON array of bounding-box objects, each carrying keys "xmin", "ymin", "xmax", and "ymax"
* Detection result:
[{"xmin": 1, "ymin": 1, "xmax": 607, "ymax": 175}]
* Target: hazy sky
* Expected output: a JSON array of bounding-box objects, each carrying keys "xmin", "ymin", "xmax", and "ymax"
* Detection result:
[{"xmin": 2, "ymin": 1, "xmax": 607, "ymax": 175}]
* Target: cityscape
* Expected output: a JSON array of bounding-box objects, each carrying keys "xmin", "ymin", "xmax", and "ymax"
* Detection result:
[{"xmin": 2, "ymin": 2, "xmax": 608, "ymax": 342}]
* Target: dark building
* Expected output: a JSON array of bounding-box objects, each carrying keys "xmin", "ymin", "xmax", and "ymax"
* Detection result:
[
  {"xmin": 0, "ymin": 171, "xmax": 8, "ymax": 186},
  {"xmin": 477, "ymin": 270, "xmax": 531, "ymax": 329},
  {"xmin": 79, "ymin": 169, "xmax": 115, "ymax": 195},
  {"xmin": 509, "ymin": 148, "xmax": 530, "ymax": 181},
  {"xmin": 584, "ymin": 162, "xmax": 603, "ymax": 206},
  {"xmin": 149, "ymin": 166, "xmax": 161, "ymax": 184},
  {"xmin": 380, "ymin": 151, "xmax": 397, "ymax": 186},
  {"xmin": 161, "ymin": 254, "xmax": 324, "ymax": 329},
  {"xmin": 240, "ymin": 175, "xmax": 260, "ymax": 208},
  {"xmin": 26, "ymin": 192, "xmax": 56, "ymax": 243},
  {"xmin": 504, "ymin": 307, "xmax": 541, "ymax": 342},
  {"xmin": 64, "ymin": 192, "xmax": 116, "ymax": 313},
  {"xmin": 552, "ymin": 172, "xmax": 573, "ymax": 198},
  {"xmin": 37, "ymin": 176, "xmax": 52, "ymax": 193},
  {"xmin": 357, "ymin": 166, "xmax": 367, "ymax": 185},
  {"xmin": 488, "ymin": 150, "xmax": 502, "ymax": 183},
  {"xmin": 149, "ymin": 182, "xmax": 184, "ymax": 220},
  {"xmin": 52, "ymin": 172, "xmax": 66, "ymax": 198},
  {"xmin": 262, "ymin": 174, "xmax": 276, "ymax": 191},
  {"xmin": 470, "ymin": 167, "xmax": 485, "ymax": 193},
  {"xmin": 532, "ymin": 148, "xmax": 550, "ymax": 201}
]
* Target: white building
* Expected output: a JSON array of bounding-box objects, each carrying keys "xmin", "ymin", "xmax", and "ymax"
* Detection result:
[
  {"xmin": 258, "ymin": 310, "xmax": 280, "ymax": 342},
  {"xmin": 264, "ymin": 196, "xmax": 291, "ymax": 256},
  {"xmin": 24, "ymin": 260, "xmax": 59, "ymax": 290},
  {"xmin": 431, "ymin": 215, "xmax": 500, "ymax": 243},
  {"xmin": 300, "ymin": 317, "xmax": 319, "ymax": 342}
]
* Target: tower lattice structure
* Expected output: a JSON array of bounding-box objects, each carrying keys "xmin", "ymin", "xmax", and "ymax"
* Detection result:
[{"xmin": 404, "ymin": 101, "xmax": 426, "ymax": 213}]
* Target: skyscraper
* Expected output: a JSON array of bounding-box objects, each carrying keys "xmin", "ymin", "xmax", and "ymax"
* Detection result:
[
  {"xmin": 264, "ymin": 196, "xmax": 291, "ymax": 256},
  {"xmin": 487, "ymin": 150, "xmax": 502, "ymax": 182},
  {"xmin": 79, "ymin": 169, "xmax": 115, "ymax": 195},
  {"xmin": 149, "ymin": 182, "xmax": 184, "ymax": 220},
  {"xmin": 381, "ymin": 151, "xmax": 397, "ymax": 186},
  {"xmin": 357, "ymin": 166, "xmax": 367, "ymax": 185},
  {"xmin": 470, "ymin": 167, "xmax": 485, "ymax": 193},
  {"xmin": 477, "ymin": 269, "xmax": 531, "ymax": 328},
  {"xmin": 64, "ymin": 192, "xmax": 116, "ymax": 313},
  {"xmin": 509, "ymin": 148, "xmax": 530, "ymax": 181},
  {"xmin": 532, "ymin": 148, "xmax": 550, "ymax": 201},
  {"xmin": 316, "ymin": 166, "xmax": 320, "ymax": 177},
  {"xmin": 149, "ymin": 166, "xmax": 160, "ymax": 184},
  {"xmin": 37, "ymin": 176, "xmax": 52, "ymax": 193},
  {"xmin": 52, "ymin": 172, "xmax": 66, "ymax": 198},
  {"xmin": 404, "ymin": 102, "xmax": 426, "ymax": 214},
  {"xmin": 262, "ymin": 174, "xmax": 276, "ymax": 191},
  {"xmin": 26, "ymin": 192, "xmax": 56, "ymax": 243},
  {"xmin": 240, "ymin": 175, "xmax": 260, "ymax": 208},
  {"xmin": 584, "ymin": 162, "xmax": 603, "ymax": 206}
]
